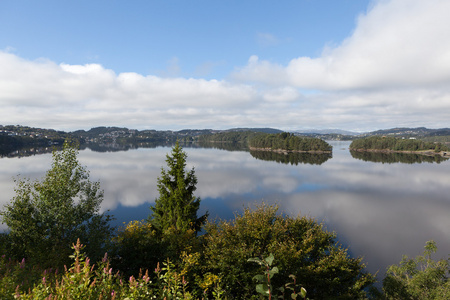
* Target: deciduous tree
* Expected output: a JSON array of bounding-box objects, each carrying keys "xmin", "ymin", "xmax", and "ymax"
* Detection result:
[
  {"xmin": 0, "ymin": 141, "xmax": 113, "ymax": 268},
  {"xmin": 383, "ymin": 240, "xmax": 450, "ymax": 300}
]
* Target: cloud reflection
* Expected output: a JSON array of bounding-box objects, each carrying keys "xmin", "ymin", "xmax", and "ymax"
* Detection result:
[{"xmin": 1, "ymin": 142, "xmax": 450, "ymax": 283}]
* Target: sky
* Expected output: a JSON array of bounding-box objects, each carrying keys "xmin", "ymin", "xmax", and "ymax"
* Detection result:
[{"xmin": 1, "ymin": 0, "xmax": 449, "ymax": 132}]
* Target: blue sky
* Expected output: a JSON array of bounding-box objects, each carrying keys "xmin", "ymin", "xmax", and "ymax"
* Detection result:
[{"xmin": 1, "ymin": 0, "xmax": 449, "ymax": 132}]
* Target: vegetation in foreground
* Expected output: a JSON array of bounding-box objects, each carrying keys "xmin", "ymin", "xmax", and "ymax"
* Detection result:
[{"xmin": 1, "ymin": 140, "xmax": 449, "ymax": 299}]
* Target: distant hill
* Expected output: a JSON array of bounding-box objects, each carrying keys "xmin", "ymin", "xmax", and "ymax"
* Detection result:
[
  {"xmin": 225, "ymin": 128, "xmax": 284, "ymax": 134},
  {"xmin": 362, "ymin": 127, "xmax": 450, "ymax": 137},
  {"xmin": 295, "ymin": 129, "xmax": 360, "ymax": 136},
  {"xmin": 3, "ymin": 125, "xmax": 450, "ymax": 149}
]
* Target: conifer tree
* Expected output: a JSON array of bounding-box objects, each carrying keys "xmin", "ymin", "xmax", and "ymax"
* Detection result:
[{"xmin": 149, "ymin": 141, "xmax": 207, "ymax": 234}]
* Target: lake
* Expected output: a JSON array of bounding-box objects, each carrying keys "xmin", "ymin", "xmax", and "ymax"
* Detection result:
[{"xmin": 1, "ymin": 141, "xmax": 449, "ymax": 281}]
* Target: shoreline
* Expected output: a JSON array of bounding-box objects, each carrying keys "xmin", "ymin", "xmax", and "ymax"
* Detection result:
[
  {"xmin": 349, "ymin": 148, "xmax": 450, "ymax": 157},
  {"xmin": 249, "ymin": 147, "xmax": 332, "ymax": 154}
]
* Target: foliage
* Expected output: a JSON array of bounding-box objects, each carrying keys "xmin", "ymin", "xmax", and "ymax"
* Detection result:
[
  {"xmin": 12, "ymin": 239, "xmax": 216, "ymax": 300},
  {"xmin": 149, "ymin": 141, "xmax": 208, "ymax": 234},
  {"xmin": 111, "ymin": 219, "xmax": 201, "ymax": 279},
  {"xmin": 382, "ymin": 240, "xmax": 450, "ymax": 299},
  {"xmin": 248, "ymin": 253, "xmax": 308, "ymax": 300},
  {"xmin": 198, "ymin": 131, "xmax": 263, "ymax": 144},
  {"xmin": 15, "ymin": 239, "xmax": 156, "ymax": 300},
  {"xmin": 0, "ymin": 140, "xmax": 114, "ymax": 268},
  {"xmin": 0, "ymin": 255, "xmax": 49, "ymax": 300},
  {"xmin": 248, "ymin": 253, "xmax": 279, "ymax": 299},
  {"xmin": 110, "ymin": 220, "xmax": 167, "ymax": 278},
  {"xmin": 422, "ymin": 135, "xmax": 450, "ymax": 144},
  {"xmin": 201, "ymin": 203, "xmax": 375, "ymax": 299},
  {"xmin": 249, "ymin": 132, "xmax": 332, "ymax": 152},
  {"xmin": 350, "ymin": 136, "xmax": 449, "ymax": 152}
]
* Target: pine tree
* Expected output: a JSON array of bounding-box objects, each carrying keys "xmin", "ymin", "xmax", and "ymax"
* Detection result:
[{"xmin": 149, "ymin": 141, "xmax": 207, "ymax": 234}]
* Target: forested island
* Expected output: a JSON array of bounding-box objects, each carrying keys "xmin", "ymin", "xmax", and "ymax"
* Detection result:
[
  {"xmin": 249, "ymin": 132, "xmax": 332, "ymax": 153},
  {"xmin": 200, "ymin": 131, "xmax": 332, "ymax": 153},
  {"xmin": 350, "ymin": 136, "xmax": 450, "ymax": 157}
]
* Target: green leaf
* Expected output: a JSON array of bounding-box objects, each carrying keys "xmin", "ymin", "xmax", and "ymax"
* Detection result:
[
  {"xmin": 300, "ymin": 287, "xmax": 307, "ymax": 298},
  {"xmin": 256, "ymin": 283, "xmax": 269, "ymax": 295},
  {"xmin": 269, "ymin": 266, "xmax": 279, "ymax": 276},
  {"xmin": 253, "ymin": 274, "xmax": 266, "ymax": 282},
  {"xmin": 265, "ymin": 253, "xmax": 275, "ymax": 266},
  {"xmin": 248, "ymin": 257, "xmax": 264, "ymax": 266}
]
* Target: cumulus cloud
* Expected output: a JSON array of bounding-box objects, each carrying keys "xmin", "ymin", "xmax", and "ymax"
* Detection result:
[
  {"xmin": 236, "ymin": 0, "xmax": 450, "ymax": 91},
  {"xmin": 0, "ymin": 51, "xmax": 270, "ymax": 130},
  {"xmin": 229, "ymin": 0, "xmax": 450, "ymax": 130},
  {"xmin": 1, "ymin": 0, "xmax": 450, "ymax": 131}
]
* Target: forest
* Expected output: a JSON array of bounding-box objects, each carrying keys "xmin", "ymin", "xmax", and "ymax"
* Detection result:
[
  {"xmin": 248, "ymin": 132, "xmax": 332, "ymax": 152},
  {"xmin": 199, "ymin": 131, "xmax": 333, "ymax": 153},
  {"xmin": 0, "ymin": 141, "xmax": 449, "ymax": 299},
  {"xmin": 349, "ymin": 136, "xmax": 449, "ymax": 152},
  {"xmin": 198, "ymin": 130, "xmax": 261, "ymax": 144}
]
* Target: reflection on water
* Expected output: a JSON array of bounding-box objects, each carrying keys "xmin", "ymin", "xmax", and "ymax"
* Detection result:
[
  {"xmin": 250, "ymin": 150, "xmax": 331, "ymax": 165},
  {"xmin": 1, "ymin": 141, "xmax": 450, "ymax": 284},
  {"xmin": 350, "ymin": 150, "xmax": 449, "ymax": 164}
]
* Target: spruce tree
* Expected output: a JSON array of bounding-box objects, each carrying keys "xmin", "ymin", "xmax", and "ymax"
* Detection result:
[{"xmin": 149, "ymin": 141, "xmax": 207, "ymax": 234}]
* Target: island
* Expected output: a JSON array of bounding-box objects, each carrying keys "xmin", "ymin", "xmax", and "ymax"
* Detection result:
[
  {"xmin": 349, "ymin": 136, "xmax": 450, "ymax": 157},
  {"xmin": 200, "ymin": 131, "xmax": 332, "ymax": 153}
]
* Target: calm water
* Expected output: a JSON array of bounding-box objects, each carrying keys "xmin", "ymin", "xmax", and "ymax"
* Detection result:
[{"xmin": 1, "ymin": 141, "xmax": 449, "ymax": 280}]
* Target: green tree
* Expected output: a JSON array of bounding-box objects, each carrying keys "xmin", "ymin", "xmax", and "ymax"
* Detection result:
[
  {"xmin": 382, "ymin": 240, "xmax": 450, "ymax": 299},
  {"xmin": 0, "ymin": 141, "xmax": 114, "ymax": 268},
  {"xmin": 149, "ymin": 141, "xmax": 207, "ymax": 234},
  {"xmin": 201, "ymin": 203, "xmax": 375, "ymax": 299}
]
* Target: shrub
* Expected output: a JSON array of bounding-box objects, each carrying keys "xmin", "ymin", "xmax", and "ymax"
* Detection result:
[
  {"xmin": 382, "ymin": 240, "xmax": 450, "ymax": 300},
  {"xmin": 110, "ymin": 219, "xmax": 201, "ymax": 280},
  {"xmin": 201, "ymin": 203, "xmax": 375, "ymax": 299}
]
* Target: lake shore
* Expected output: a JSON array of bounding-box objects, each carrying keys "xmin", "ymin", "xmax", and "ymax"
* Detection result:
[
  {"xmin": 349, "ymin": 148, "xmax": 450, "ymax": 157},
  {"xmin": 249, "ymin": 147, "xmax": 332, "ymax": 154}
]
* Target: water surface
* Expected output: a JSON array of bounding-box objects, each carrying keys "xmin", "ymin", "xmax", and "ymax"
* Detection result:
[{"xmin": 1, "ymin": 141, "xmax": 449, "ymax": 281}]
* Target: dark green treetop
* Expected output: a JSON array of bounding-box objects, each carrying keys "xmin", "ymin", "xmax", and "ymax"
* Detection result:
[{"xmin": 149, "ymin": 141, "xmax": 207, "ymax": 234}]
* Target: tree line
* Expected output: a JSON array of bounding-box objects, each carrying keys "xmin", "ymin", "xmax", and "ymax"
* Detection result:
[
  {"xmin": 350, "ymin": 136, "xmax": 449, "ymax": 152},
  {"xmin": 249, "ymin": 132, "xmax": 332, "ymax": 152},
  {"xmin": 199, "ymin": 131, "xmax": 333, "ymax": 153},
  {"xmin": 1, "ymin": 141, "xmax": 449, "ymax": 299},
  {"xmin": 198, "ymin": 131, "xmax": 261, "ymax": 144},
  {"xmin": 350, "ymin": 150, "xmax": 449, "ymax": 164}
]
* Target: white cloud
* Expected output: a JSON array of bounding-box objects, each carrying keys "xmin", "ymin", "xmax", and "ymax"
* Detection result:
[
  {"xmin": 1, "ymin": 0, "xmax": 450, "ymax": 131},
  {"xmin": 0, "ymin": 51, "xmax": 267, "ymax": 130},
  {"xmin": 236, "ymin": 0, "xmax": 450, "ymax": 91}
]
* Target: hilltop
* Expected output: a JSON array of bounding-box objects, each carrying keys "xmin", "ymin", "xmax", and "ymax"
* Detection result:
[{"xmin": 2, "ymin": 124, "xmax": 450, "ymax": 154}]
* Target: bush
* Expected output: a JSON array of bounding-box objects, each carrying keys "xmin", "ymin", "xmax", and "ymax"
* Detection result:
[
  {"xmin": 201, "ymin": 203, "xmax": 375, "ymax": 299},
  {"xmin": 110, "ymin": 220, "xmax": 201, "ymax": 281},
  {"xmin": 382, "ymin": 240, "xmax": 450, "ymax": 300}
]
